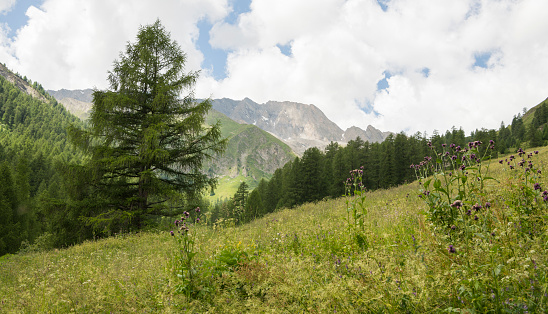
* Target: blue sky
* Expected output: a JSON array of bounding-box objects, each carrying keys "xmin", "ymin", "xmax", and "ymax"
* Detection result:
[{"xmin": 1, "ymin": 0, "xmax": 548, "ymax": 135}]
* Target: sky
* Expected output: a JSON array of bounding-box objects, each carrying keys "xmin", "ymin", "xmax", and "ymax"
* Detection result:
[{"xmin": 1, "ymin": 0, "xmax": 548, "ymax": 136}]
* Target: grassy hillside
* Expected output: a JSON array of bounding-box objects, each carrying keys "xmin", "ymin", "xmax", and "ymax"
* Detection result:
[
  {"xmin": 205, "ymin": 109, "xmax": 295, "ymax": 201},
  {"xmin": 1, "ymin": 145, "xmax": 547, "ymax": 312}
]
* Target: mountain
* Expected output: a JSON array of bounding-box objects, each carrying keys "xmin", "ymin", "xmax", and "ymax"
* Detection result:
[
  {"xmin": 204, "ymin": 109, "xmax": 295, "ymax": 199},
  {"xmin": 46, "ymin": 89, "xmax": 94, "ymax": 120},
  {"xmin": 45, "ymin": 90, "xmax": 296, "ymax": 199},
  {"xmin": 210, "ymin": 98, "xmax": 392, "ymax": 154},
  {"xmin": 0, "ymin": 63, "xmax": 48, "ymax": 103}
]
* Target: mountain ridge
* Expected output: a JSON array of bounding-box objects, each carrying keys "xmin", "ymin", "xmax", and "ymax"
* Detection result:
[{"xmin": 210, "ymin": 98, "xmax": 393, "ymax": 154}]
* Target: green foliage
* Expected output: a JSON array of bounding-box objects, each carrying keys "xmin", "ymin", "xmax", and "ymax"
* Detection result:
[
  {"xmin": 69, "ymin": 20, "xmax": 226, "ymax": 230},
  {"xmin": 171, "ymin": 207, "xmax": 203, "ymax": 298},
  {"xmin": 344, "ymin": 167, "xmax": 369, "ymax": 250}
]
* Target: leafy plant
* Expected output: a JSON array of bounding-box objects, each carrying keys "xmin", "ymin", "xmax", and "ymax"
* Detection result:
[
  {"xmin": 344, "ymin": 167, "xmax": 369, "ymax": 249},
  {"xmin": 171, "ymin": 207, "xmax": 203, "ymax": 298}
]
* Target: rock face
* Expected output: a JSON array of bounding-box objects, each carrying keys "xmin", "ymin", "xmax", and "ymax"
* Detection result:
[
  {"xmin": 47, "ymin": 89, "xmax": 94, "ymax": 103},
  {"xmin": 46, "ymin": 89, "xmax": 94, "ymax": 120},
  {"xmin": 0, "ymin": 63, "xmax": 48, "ymax": 102},
  {"xmin": 211, "ymin": 98, "xmax": 391, "ymax": 154}
]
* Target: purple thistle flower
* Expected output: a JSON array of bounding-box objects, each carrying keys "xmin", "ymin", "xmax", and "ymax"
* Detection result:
[
  {"xmin": 466, "ymin": 210, "xmax": 472, "ymax": 216},
  {"xmin": 485, "ymin": 202, "xmax": 491, "ymax": 208},
  {"xmin": 196, "ymin": 217, "xmax": 200, "ymax": 223},
  {"xmin": 451, "ymin": 200, "xmax": 463, "ymax": 208},
  {"xmin": 534, "ymin": 183, "xmax": 541, "ymax": 190},
  {"xmin": 170, "ymin": 231, "xmax": 174, "ymax": 236},
  {"xmin": 195, "ymin": 207, "xmax": 201, "ymax": 213},
  {"xmin": 448, "ymin": 245, "xmax": 456, "ymax": 253},
  {"xmin": 474, "ymin": 215, "xmax": 479, "ymax": 221},
  {"xmin": 184, "ymin": 211, "xmax": 190, "ymax": 217},
  {"xmin": 499, "ymin": 160, "xmax": 503, "ymax": 164}
]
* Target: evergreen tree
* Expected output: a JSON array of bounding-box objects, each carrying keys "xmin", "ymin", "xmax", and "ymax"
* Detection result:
[
  {"xmin": 233, "ymin": 181, "xmax": 249, "ymax": 223},
  {"xmin": 0, "ymin": 163, "xmax": 21, "ymax": 255},
  {"xmin": 69, "ymin": 20, "xmax": 226, "ymax": 229}
]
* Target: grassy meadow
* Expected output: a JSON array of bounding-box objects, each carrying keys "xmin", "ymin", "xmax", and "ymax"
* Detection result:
[{"xmin": 1, "ymin": 146, "xmax": 548, "ymax": 313}]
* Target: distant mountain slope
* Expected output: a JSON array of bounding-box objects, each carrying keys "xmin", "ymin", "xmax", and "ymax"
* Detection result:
[
  {"xmin": 46, "ymin": 89, "xmax": 94, "ymax": 120},
  {"xmin": 210, "ymin": 98, "xmax": 392, "ymax": 154},
  {"xmin": 0, "ymin": 63, "xmax": 49, "ymax": 102},
  {"xmin": 47, "ymin": 88, "xmax": 94, "ymax": 103},
  {"xmin": 204, "ymin": 109, "xmax": 296, "ymax": 199},
  {"xmin": 45, "ymin": 90, "xmax": 297, "ymax": 199}
]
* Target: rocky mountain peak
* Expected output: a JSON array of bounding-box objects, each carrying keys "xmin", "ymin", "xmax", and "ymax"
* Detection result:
[{"xmin": 211, "ymin": 98, "xmax": 392, "ymax": 154}]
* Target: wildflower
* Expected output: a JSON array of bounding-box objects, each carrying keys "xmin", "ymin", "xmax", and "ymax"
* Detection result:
[
  {"xmin": 450, "ymin": 225, "xmax": 456, "ymax": 230},
  {"xmin": 538, "ymin": 169, "xmax": 542, "ymax": 174},
  {"xmin": 196, "ymin": 217, "xmax": 200, "ymax": 223},
  {"xmin": 474, "ymin": 215, "xmax": 479, "ymax": 221},
  {"xmin": 448, "ymin": 245, "xmax": 456, "ymax": 253},
  {"xmin": 472, "ymin": 203, "xmax": 482, "ymax": 211},
  {"xmin": 170, "ymin": 231, "xmax": 174, "ymax": 236},
  {"xmin": 489, "ymin": 140, "xmax": 494, "ymax": 145},
  {"xmin": 184, "ymin": 211, "xmax": 190, "ymax": 217},
  {"xmin": 451, "ymin": 200, "xmax": 463, "ymax": 208},
  {"xmin": 510, "ymin": 165, "xmax": 514, "ymax": 170},
  {"xmin": 466, "ymin": 210, "xmax": 472, "ymax": 216},
  {"xmin": 195, "ymin": 207, "xmax": 201, "ymax": 213},
  {"xmin": 499, "ymin": 160, "xmax": 503, "ymax": 164},
  {"xmin": 534, "ymin": 183, "xmax": 541, "ymax": 190},
  {"xmin": 485, "ymin": 202, "xmax": 491, "ymax": 208},
  {"xmin": 534, "ymin": 150, "xmax": 539, "ymax": 154}
]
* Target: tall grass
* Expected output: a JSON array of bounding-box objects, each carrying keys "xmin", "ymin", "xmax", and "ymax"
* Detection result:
[{"xmin": 1, "ymin": 147, "xmax": 547, "ymax": 312}]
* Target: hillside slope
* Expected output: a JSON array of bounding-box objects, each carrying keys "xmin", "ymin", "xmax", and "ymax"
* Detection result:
[
  {"xmin": 205, "ymin": 109, "xmax": 295, "ymax": 199},
  {"xmin": 2, "ymin": 145, "xmax": 547, "ymax": 312}
]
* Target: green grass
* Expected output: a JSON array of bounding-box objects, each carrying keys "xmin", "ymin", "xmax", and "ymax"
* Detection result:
[
  {"xmin": 2, "ymin": 148, "xmax": 548, "ymax": 312},
  {"xmin": 208, "ymin": 173, "xmax": 264, "ymax": 202}
]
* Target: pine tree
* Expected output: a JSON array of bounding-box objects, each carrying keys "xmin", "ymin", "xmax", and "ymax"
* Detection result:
[{"xmin": 70, "ymin": 20, "xmax": 226, "ymax": 229}]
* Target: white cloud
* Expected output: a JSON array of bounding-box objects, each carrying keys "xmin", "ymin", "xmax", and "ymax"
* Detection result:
[
  {"xmin": 0, "ymin": 0, "xmax": 16, "ymax": 14},
  {"xmin": 2, "ymin": 0, "xmax": 230, "ymax": 90},
  {"xmin": 2, "ymin": 0, "xmax": 548, "ymax": 136},
  {"xmin": 197, "ymin": 0, "xmax": 548, "ymax": 135}
]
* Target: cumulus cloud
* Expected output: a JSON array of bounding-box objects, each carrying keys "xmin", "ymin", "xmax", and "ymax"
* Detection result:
[
  {"xmin": 2, "ymin": 0, "xmax": 548, "ymax": 135},
  {"xmin": 197, "ymin": 0, "xmax": 548, "ymax": 135},
  {"xmin": 2, "ymin": 0, "xmax": 230, "ymax": 90},
  {"xmin": 0, "ymin": 0, "xmax": 16, "ymax": 14}
]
